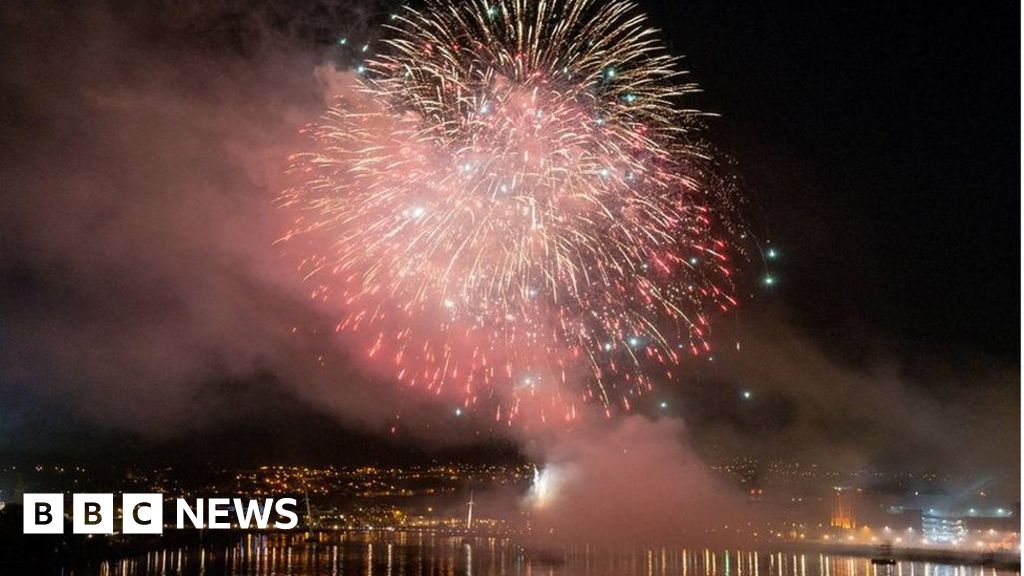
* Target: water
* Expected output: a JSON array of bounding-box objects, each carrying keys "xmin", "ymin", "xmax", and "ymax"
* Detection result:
[{"xmin": 55, "ymin": 532, "xmax": 1020, "ymax": 576}]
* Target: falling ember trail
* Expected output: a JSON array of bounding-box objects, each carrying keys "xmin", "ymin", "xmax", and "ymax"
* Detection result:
[{"xmin": 279, "ymin": 0, "xmax": 745, "ymax": 424}]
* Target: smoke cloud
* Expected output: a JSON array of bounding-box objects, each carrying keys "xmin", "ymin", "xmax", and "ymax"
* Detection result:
[
  {"xmin": 0, "ymin": 0, "xmax": 455, "ymax": 448},
  {"xmin": 521, "ymin": 416, "xmax": 748, "ymax": 546}
]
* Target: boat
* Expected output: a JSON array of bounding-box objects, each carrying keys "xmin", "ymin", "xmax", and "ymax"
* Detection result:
[{"xmin": 871, "ymin": 543, "xmax": 897, "ymax": 565}]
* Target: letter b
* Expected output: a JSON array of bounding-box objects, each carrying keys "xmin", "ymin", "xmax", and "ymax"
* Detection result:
[
  {"xmin": 23, "ymin": 494, "xmax": 63, "ymax": 534},
  {"xmin": 37, "ymin": 503, "xmax": 52, "ymax": 525},
  {"xmin": 73, "ymin": 494, "xmax": 114, "ymax": 534},
  {"xmin": 85, "ymin": 502, "xmax": 102, "ymax": 525}
]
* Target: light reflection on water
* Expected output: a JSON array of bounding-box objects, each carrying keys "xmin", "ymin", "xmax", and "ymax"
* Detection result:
[{"xmin": 60, "ymin": 533, "xmax": 1019, "ymax": 576}]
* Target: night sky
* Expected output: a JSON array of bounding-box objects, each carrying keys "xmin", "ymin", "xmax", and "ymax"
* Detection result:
[
  {"xmin": 0, "ymin": 0, "xmax": 1018, "ymax": 482},
  {"xmin": 664, "ymin": 1, "xmax": 1019, "ymax": 361}
]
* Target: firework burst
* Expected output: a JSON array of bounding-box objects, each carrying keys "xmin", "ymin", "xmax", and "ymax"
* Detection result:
[{"xmin": 279, "ymin": 0, "xmax": 743, "ymax": 424}]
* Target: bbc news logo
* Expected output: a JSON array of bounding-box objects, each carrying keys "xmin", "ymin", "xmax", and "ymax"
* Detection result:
[{"xmin": 23, "ymin": 494, "xmax": 299, "ymax": 534}]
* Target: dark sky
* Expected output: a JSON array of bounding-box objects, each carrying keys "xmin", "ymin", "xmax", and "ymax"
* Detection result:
[
  {"xmin": 658, "ymin": 0, "xmax": 1020, "ymax": 361},
  {"xmin": 0, "ymin": 0, "xmax": 1018, "ymax": 480}
]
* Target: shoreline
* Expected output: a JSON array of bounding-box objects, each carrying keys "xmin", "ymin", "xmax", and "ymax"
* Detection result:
[{"xmin": 778, "ymin": 541, "xmax": 1020, "ymax": 570}]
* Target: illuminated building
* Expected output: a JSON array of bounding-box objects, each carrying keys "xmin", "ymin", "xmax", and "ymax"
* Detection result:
[
  {"xmin": 922, "ymin": 512, "xmax": 966, "ymax": 543},
  {"xmin": 830, "ymin": 487, "xmax": 856, "ymax": 529}
]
